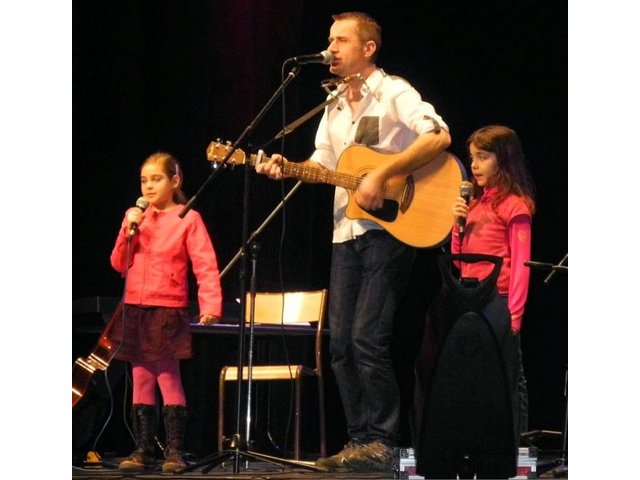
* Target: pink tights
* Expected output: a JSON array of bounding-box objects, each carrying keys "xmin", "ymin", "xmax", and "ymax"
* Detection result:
[{"xmin": 131, "ymin": 359, "xmax": 186, "ymax": 406}]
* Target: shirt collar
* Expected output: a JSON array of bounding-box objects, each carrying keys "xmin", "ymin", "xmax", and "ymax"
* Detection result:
[
  {"xmin": 359, "ymin": 68, "xmax": 385, "ymax": 100},
  {"xmin": 481, "ymin": 186, "xmax": 500, "ymax": 201},
  {"xmin": 336, "ymin": 68, "xmax": 385, "ymax": 102}
]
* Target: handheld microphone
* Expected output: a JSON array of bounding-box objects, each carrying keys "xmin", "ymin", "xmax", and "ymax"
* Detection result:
[
  {"xmin": 288, "ymin": 50, "xmax": 334, "ymax": 65},
  {"xmin": 128, "ymin": 197, "xmax": 150, "ymax": 238},
  {"xmin": 458, "ymin": 181, "xmax": 473, "ymax": 235}
]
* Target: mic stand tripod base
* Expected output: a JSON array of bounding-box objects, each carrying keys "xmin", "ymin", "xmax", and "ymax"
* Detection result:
[
  {"xmin": 173, "ymin": 439, "xmax": 326, "ymax": 474},
  {"xmin": 544, "ymin": 463, "xmax": 568, "ymax": 478}
]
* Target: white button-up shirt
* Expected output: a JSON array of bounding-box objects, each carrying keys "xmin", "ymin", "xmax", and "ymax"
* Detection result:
[{"xmin": 310, "ymin": 69, "xmax": 449, "ymax": 243}]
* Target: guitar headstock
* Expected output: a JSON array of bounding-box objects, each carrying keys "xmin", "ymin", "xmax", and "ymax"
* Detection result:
[{"xmin": 206, "ymin": 140, "xmax": 247, "ymax": 166}]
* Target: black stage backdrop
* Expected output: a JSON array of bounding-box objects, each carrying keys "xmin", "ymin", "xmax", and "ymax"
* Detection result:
[{"xmin": 73, "ymin": 0, "xmax": 567, "ymax": 455}]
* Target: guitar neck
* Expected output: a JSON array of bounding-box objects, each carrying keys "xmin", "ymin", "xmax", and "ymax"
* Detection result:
[{"xmin": 250, "ymin": 153, "xmax": 360, "ymax": 191}]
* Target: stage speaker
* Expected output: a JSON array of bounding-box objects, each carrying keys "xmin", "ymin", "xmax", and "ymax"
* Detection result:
[{"xmin": 413, "ymin": 254, "xmax": 518, "ymax": 479}]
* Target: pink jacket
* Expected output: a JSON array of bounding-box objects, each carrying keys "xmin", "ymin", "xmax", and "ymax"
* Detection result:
[{"xmin": 110, "ymin": 206, "xmax": 222, "ymax": 317}]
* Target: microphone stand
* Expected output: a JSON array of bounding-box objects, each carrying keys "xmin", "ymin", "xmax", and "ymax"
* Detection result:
[
  {"xmin": 524, "ymin": 254, "xmax": 568, "ymax": 475},
  {"xmin": 219, "ymin": 181, "xmax": 304, "ymax": 280},
  {"xmin": 523, "ymin": 255, "xmax": 568, "ymax": 285},
  {"xmin": 176, "ymin": 65, "xmax": 323, "ymax": 474},
  {"xmin": 543, "ymin": 253, "xmax": 568, "ymax": 285}
]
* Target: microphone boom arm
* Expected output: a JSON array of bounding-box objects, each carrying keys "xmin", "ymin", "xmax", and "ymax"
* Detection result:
[
  {"xmin": 179, "ymin": 66, "xmax": 301, "ymax": 218},
  {"xmin": 219, "ymin": 181, "xmax": 304, "ymax": 279}
]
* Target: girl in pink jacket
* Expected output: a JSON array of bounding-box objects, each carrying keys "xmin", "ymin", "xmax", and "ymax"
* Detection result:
[{"xmin": 110, "ymin": 152, "xmax": 222, "ymax": 473}]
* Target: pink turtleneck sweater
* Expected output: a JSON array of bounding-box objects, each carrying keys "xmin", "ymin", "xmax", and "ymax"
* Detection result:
[{"xmin": 450, "ymin": 187, "xmax": 532, "ymax": 332}]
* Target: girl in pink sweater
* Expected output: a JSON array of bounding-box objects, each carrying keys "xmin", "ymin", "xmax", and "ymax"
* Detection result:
[{"xmin": 451, "ymin": 125, "xmax": 536, "ymax": 434}]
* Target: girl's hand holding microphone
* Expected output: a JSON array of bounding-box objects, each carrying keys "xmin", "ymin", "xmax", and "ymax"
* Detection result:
[
  {"xmin": 127, "ymin": 197, "xmax": 149, "ymax": 238},
  {"xmin": 452, "ymin": 196, "xmax": 469, "ymax": 227}
]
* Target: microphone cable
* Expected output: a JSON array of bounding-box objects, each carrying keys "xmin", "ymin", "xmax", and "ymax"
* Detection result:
[
  {"xmin": 86, "ymin": 232, "xmax": 135, "ymax": 464},
  {"xmin": 89, "ymin": 223, "xmax": 165, "ymax": 463}
]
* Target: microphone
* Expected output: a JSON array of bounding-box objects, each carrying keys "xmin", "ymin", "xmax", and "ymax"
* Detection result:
[
  {"xmin": 458, "ymin": 181, "xmax": 473, "ymax": 236},
  {"xmin": 128, "ymin": 196, "xmax": 150, "ymax": 238},
  {"xmin": 288, "ymin": 50, "xmax": 334, "ymax": 65}
]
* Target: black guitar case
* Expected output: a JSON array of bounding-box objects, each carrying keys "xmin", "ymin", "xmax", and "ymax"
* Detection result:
[{"xmin": 413, "ymin": 254, "xmax": 518, "ymax": 479}]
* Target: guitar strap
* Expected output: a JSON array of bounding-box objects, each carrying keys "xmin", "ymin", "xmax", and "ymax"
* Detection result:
[
  {"xmin": 272, "ymin": 89, "xmax": 342, "ymax": 141},
  {"xmin": 273, "ymin": 71, "xmax": 387, "ymax": 142}
]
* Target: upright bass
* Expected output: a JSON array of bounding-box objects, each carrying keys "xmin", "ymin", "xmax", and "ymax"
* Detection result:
[{"xmin": 72, "ymin": 301, "xmax": 123, "ymax": 407}]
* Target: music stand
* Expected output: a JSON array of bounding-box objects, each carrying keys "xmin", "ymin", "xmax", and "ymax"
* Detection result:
[{"xmin": 524, "ymin": 254, "xmax": 568, "ymax": 476}]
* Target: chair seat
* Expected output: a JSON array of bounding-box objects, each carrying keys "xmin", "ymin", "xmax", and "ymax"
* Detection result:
[
  {"xmin": 218, "ymin": 289, "xmax": 328, "ymax": 459},
  {"xmin": 221, "ymin": 365, "xmax": 316, "ymax": 381}
]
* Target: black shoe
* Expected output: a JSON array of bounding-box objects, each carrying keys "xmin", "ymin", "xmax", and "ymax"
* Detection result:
[
  {"xmin": 347, "ymin": 440, "xmax": 394, "ymax": 473},
  {"xmin": 314, "ymin": 439, "xmax": 364, "ymax": 471}
]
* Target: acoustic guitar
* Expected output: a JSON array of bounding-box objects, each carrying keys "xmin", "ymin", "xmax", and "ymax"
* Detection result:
[
  {"xmin": 207, "ymin": 141, "xmax": 466, "ymax": 248},
  {"xmin": 72, "ymin": 301, "xmax": 123, "ymax": 408}
]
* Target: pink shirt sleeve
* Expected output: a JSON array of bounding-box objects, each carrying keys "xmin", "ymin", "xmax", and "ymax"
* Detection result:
[{"xmin": 507, "ymin": 214, "xmax": 531, "ymax": 331}]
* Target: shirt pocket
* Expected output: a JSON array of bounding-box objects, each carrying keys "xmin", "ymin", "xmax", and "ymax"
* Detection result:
[
  {"xmin": 354, "ymin": 116, "xmax": 380, "ymax": 146},
  {"xmin": 162, "ymin": 263, "xmax": 187, "ymax": 287}
]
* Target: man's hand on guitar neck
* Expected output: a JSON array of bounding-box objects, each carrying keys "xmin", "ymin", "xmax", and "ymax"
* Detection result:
[
  {"xmin": 255, "ymin": 153, "xmax": 287, "ymax": 180},
  {"xmin": 255, "ymin": 154, "xmax": 324, "ymax": 182}
]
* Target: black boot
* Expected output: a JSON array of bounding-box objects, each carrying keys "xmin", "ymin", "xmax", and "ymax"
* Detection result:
[
  {"xmin": 119, "ymin": 404, "xmax": 157, "ymax": 472},
  {"xmin": 162, "ymin": 405, "xmax": 189, "ymax": 473}
]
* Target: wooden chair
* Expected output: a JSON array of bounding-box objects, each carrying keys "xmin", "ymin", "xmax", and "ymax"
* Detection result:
[{"xmin": 217, "ymin": 289, "xmax": 328, "ymax": 459}]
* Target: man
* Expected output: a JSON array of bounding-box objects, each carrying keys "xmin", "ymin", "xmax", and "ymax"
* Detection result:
[{"xmin": 256, "ymin": 11, "xmax": 450, "ymax": 473}]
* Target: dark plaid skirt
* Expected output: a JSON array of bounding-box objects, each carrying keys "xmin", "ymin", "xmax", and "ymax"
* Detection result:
[{"xmin": 110, "ymin": 305, "xmax": 193, "ymax": 362}]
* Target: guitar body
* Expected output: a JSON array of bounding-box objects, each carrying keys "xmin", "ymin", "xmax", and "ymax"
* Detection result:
[
  {"xmin": 72, "ymin": 302, "xmax": 122, "ymax": 408},
  {"xmin": 338, "ymin": 146, "xmax": 466, "ymax": 248}
]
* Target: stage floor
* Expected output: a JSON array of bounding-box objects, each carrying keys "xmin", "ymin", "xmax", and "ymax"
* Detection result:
[
  {"xmin": 71, "ymin": 456, "xmax": 567, "ymax": 479},
  {"xmin": 72, "ymin": 459, "xmax": 393, "ymax": 480}
]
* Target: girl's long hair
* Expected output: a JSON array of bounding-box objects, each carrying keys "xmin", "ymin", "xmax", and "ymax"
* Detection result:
[{"xmin": 467, "ymin": 125, "xmax": 536, "ymax": 214}]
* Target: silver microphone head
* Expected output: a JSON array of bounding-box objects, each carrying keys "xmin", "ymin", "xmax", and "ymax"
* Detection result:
[
  {"xmin": 460, "ymin": 181, "xmax": 473, "ymax": 201},
  {"xmin": 136, "ymin": 197, "xmax": 150, "ymax": 211},
  {"xmin": 319, "ymin": 50, "xmax": 334, "ymax": 64}
]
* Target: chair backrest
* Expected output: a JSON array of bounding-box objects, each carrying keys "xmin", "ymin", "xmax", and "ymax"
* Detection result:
[
  {"xmin": 245, "ymin": 290, "xmax": 327, "ymax": 326},
  {"xmin": 244, "ymin": 289, "xmax": 328, "ymax": 373}
]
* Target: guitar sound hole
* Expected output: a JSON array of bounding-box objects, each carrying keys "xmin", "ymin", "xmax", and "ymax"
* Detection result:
[{"xmin": 366, "ymin": 200, "xmax": 398, "ymax": 222}]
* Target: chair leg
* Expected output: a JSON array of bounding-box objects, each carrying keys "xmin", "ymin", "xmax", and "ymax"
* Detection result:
[
  {"xmin": 318, "ymin": 376, "xmax": 327, "ymax": 457},
  {"xmin": 294, "ymin": 379, "xmax": 301, "ymax": 460},
  {"xmin": 218, "ymin": 369, "xmax": 226, "ymax": 452}
]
